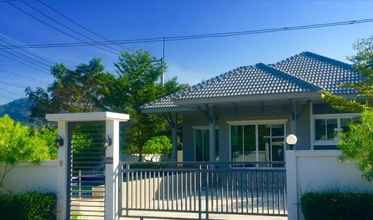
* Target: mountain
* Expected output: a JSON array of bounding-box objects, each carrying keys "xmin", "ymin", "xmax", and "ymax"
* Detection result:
[{"xmin": 0, "ymin": 98, "xmax": 32, "ymax": 123}]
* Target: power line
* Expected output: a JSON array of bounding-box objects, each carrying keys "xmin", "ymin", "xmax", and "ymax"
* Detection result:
[
  {"xmin": 6, "ymin": 1, "xmax": 118, "ymax": 55},
  {"xmin": 35, "ymin": 0, "xmax": 122, "ymax": 52},
  {"xmin": 0, "ymin": 80, "xmax": 27, "ymax": 89},
  {"xmin": 0, "ymin": 17, "xmax": 372, "ymax": 50},
  {"xmin": 0, "ymin": 44, "xmax": 49, "ymax": 72},
  {"xmin": 0, "ymin": 32, "xmax": 53, "ymax": 66}
]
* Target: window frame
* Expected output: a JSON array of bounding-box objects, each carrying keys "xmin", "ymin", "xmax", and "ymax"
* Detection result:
[
  {"xmin": 228, "ymin": 119, "xmax": 288, "ymax": 162},
  {"xmin": 311, "ymin": 113, "xmax": 360, "ymax": 146}
]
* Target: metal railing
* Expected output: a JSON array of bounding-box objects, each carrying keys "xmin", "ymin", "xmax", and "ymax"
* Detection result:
[{"xmin": 120, "ymin": 161, "xmax": 287, "ymax": 219}]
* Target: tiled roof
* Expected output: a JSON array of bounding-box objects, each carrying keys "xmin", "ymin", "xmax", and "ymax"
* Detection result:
[
  {"xmin": 142, "ymin": 52, "xmax": 362, "ymax": 113},
  {"xmin": 272, "ymin": 52, "xmax": 363, "ymax": 95}
]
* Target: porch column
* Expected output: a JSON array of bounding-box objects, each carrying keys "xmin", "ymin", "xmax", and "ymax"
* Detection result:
[
  {"xmin": 208, "ymin": 107, "xmax": 216, "ymax": 162},
  {"xmin": 170, "ymin": 113, "xmax": 178, "ymax": 161},
  {"xmin": 291, "ymin": 100, "xmax": 297, "ymax": 150}
]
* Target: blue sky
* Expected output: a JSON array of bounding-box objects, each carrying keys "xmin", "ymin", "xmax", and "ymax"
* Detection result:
[{"xmin": 0, "ymin": 0, "xmax": 372, "ymax": 104}]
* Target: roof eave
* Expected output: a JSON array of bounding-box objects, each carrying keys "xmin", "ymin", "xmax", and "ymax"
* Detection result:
[{"xmin": 174, "ymin": 92, "xmax": 322, "ymax": 105}]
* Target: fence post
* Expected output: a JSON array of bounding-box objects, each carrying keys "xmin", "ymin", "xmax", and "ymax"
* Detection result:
[
  {"xmin": 105, "ymin": 119, "xmax": 121, "ymax": 220},
  {"xmin": 286, "ymin": 150, "xmax": 298, "ymax": 220},
  {"xmin": 78, "ymin": 170, "xmax": 82, "ymax": 199}
]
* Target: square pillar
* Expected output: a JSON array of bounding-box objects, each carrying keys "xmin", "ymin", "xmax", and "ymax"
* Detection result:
[
  {"xmin": 105, "ymin": 119, "xmax": 121, "ymax": 220},
  {"xmin": 57, "ymin": 121, "xmax": 68, "ymax": 220}
]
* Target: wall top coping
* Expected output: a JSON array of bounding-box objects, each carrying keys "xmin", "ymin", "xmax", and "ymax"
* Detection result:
[{"xmin": 46, "ymin": 112, "xmax": 130, "ymax": 122}]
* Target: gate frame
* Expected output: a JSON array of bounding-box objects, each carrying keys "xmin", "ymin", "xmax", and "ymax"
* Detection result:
[{"xmin": 47, "ymin": 112, "xmax": 130, "ymax": 220}]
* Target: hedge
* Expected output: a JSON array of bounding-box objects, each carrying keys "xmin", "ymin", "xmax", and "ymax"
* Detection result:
[
  {"xmin": 301, "ymin": 192, "xmax": 373, "ymax": 220},
  {"xmin": 0, "ymin": 191, "xmax": 56, "ymax": 220}
]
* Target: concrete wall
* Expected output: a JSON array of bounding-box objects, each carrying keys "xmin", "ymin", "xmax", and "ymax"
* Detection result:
[
  {"xmin": 286, "ymin": 150, "xmax": 373, "ymax": 220},
  {"xmin": 182, "ymin": 101, "xmax": 311, "ymax": 161},
  {"xmin": 2, "ymin": 160, "xmax": 60, "ymax": 193}
]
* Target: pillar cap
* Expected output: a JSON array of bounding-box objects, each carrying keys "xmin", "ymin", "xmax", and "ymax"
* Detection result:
[{"xmin": 46, "ymin": 112, "xmax": 130, "ymax": 122}]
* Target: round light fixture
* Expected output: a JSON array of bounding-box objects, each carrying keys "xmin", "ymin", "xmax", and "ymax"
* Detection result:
[{"xmin": 286, "ymin": 134, "xmax": 298, "ymax": 145}]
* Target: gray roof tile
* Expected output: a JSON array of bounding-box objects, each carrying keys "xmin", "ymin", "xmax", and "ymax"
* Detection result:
[{"xmin": 142, "ymin": 52, "xmax": 363, "ymax": 112}]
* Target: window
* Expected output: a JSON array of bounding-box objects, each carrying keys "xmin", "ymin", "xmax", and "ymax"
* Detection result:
[{"xmin": 312, "ymin": 114, "xmax": 359, "ymax": 146}]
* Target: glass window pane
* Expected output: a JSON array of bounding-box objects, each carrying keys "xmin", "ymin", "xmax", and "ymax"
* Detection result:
[
  {"xmin": 315, "ymin": 119, "xmax": 326, "ymax": 140},
  {"xmin": 243, "ymin": 125, "xmax": 256, "ymax": 162},
  {"xmin": 327, "ymin": 119, "xmax": 338, "ymax": 140},
  {"xmin": 340, "ymin": 118, "xmax": 352, "ymax": 132},
  {"xmin": 258, "ymin": 125, "xmax": 270, "ymax": 162},
  {"xmin": 272, "ymin": 124, "xmax": 284, "ymax": 136},
  {"xmin": 203, "ymin": 130, "xmax": 209, "ymax": 161},
  {"xmin": 231, "ymin": 126, "xmax": 243, "ymax": 161},
  {"xmin": 195, "ymin": 130, "xmax": 203, "ymax": 161}
]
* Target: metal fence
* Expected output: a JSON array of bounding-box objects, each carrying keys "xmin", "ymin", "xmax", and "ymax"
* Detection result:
[{"xmin": 120, "ymin": 161, "xmax": 287, "ymax": 219}]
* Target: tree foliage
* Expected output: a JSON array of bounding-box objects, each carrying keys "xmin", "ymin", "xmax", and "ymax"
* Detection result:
[
  {"xmin": 143, "ymin": 135, "xmax": 172, "ymax": 155},
  {"xmin": 322, "ymin": 37, "xmax": 373, "ymax": 180},
  {"xmin": 0, "ymin": 115, "xmax": 51, "ymax": 189},
  {"xmin": 26, "ymin": 50, "xmax": 187, "ymax": 157},
  {"xmin": 26, "ymin": 59, "xmax": 113, "ymax": 120}
]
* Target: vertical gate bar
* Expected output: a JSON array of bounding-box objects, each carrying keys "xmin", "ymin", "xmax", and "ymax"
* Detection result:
[
  {"xmin": 226, "ymin": 170, "xmax": 229, "ymax": 213},
  {"xmin": 240, "ymin": 170, "xmax": 243, "ymax": 214},
  {"xmin": 255, "ymin": 169, "xmax": 258, "ymax": 214},
  {"xmin": 210, "ymin": 170, "xmax": 213, "ymax": 213},
  {"xmin": 66, "ymin": 123, "xmax": 72, "ymax": 220},
  {"xmin": 272, "ymin": 169, "xmax": 274, "ymax": 215},
  {"xmin": 189, "ymin": 171, "xmax": 192, "ymax": 211},
  {"xmin": 261, "ymin": 169, "xmax": 264, "ymax": 214},
  {"xmin": 167, "ymin": 170, "xmax": 170, "ymax": 211},
  {"xmin": 126, "ymin": 165, "xmax": 130, "ymax": 215},
  {"xmin": 162, "ymin": 170, "xmax": 165, "ymax": 210},
  {"xmin": 141, "ymin": 171, "xmax": 143, "ymax": 209},
  {"xmin": 184, "ymin": 171, "xmax": 187, "ymax": 211},
  {"xmin": 180, "ymin": 170, "xmax": 183, "ymax": 210},
  {"xmin": 145, "ymin": 171, "xmax": 148, "ymax": 209},
  {"xmin": 205, "ymin": 164, "xmax": 209, "ymax": 220},
  {"xmin": 220, "ymin": 171, "xmax": 223, "ymax": 213},
  {"xmin": 135, "ymin": 171, "xmax": 138, "ymax": 209},
  {"xmin": 158, "ymin": 170, "xmax": 161, "ymax": 210},
  {"xmin": 277, "ymin": 170, "xmax": 280, "ymax": 215},
  {"xmin": 198, "ymin": 165, "xmax": 202, "ymax": 220},
  {"xmin": 170, "ymin": 170, "xmax": 174, "ymax": 211},
  {"xmin": 266, "ymin": 170, "xmax": 269, "ymax": 215},
  {"xmin": 284, "ymin": 170, "xmax": 287, "ymax": 215},
  {"xmin": 176, "ymin": 171, "xmax": 179, "ymax": 211},
  {"xmin": 118, "ymin": 163, "xmax": 123, "ymax": 216},
  {"xmin": 245, "ymin": 170, "xmax": 248, "ymax": 214},
  {"xmin": 235, "ymin": 170, "xmax": 238, "ymax": 213}
]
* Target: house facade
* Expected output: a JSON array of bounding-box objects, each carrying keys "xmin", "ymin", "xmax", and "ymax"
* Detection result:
[{"xmin": 142, "ymin": 52, "xmax": 362, "ymax": 164}]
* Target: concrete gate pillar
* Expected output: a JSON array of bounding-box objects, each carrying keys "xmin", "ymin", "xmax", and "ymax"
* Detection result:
[{"xmin": 47, "ymin": 112, "xmax": 130, "ymax": 220}]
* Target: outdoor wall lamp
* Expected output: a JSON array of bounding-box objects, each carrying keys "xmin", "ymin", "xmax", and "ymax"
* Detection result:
[
  {"xmin": 286, "ymin": 134, "xmax": 298, "ymax": 150},
  {"xmin": 105, "ymin": 135, "xmax": 112, "ymax": 148},
  {"xmin": 56, "ymin": 136, "xmax": 64, "ymax": 147}
]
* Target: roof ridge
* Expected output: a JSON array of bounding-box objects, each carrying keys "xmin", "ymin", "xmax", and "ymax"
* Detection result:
[
  {"xmin": 300, "ymin": 51, "xmax": 355, "ymax": 70},
  {"xmin": 256, "ymin": 63, "xmax": 321, "ymax": 91}
]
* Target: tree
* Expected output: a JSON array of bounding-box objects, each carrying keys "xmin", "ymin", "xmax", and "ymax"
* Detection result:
[
  {"xmin": 0, "ymin": 115, "xmax": 51, "ymax": 190},
  {"xmin": 109, "ymin": 50, "xmax": 187, "ymax": 160},
  {"xmin": 26, "ymin": 58, "xmax": 114, "ymax": 121},
  {"xmin": 322, "ymin": 37, "xmax": 373, "ymax": 180}
]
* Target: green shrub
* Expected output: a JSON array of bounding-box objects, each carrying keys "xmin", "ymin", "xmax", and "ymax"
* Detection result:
[
  {"xmin": 301, "ymin": 192, "xmax": 373, "ymax": 220},
  {"xmin": 0, "ymin": 192, "xmax": 56, "ymax": 220}
]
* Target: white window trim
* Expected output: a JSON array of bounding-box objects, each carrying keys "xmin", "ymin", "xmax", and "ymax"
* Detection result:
[
  {"xmin": 311, "ymin": 113, "xmax": 360, "ymax": 146},
  {"xmin": 228, "ymin": 119, "xmax": 287, "ymax": 162}
]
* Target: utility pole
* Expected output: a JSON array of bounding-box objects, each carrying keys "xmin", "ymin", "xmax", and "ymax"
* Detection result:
[{"xmin": 161, "ymin": 37, "xmax": 165, "ymax": 85}]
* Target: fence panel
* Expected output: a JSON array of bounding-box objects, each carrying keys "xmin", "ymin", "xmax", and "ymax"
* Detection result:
[{"xmin": 120, "ymin": 161, "xmax": 287, "ymax": 219}]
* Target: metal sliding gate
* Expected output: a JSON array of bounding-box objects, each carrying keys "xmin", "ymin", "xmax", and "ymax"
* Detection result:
[
  {"xmin": 67, "ymin": 121, "xmax": 106, "ymax": 220},
  {"xmin": 120, "ymin": 162, "xmax": 287, "ymax": 219}
]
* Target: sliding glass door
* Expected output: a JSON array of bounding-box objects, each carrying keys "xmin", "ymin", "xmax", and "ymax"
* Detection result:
[
  {"xmin": 231, "ymin": 122, "xmax": 285, "ymax": 163},
  {"xmin": 194, "ymin": 129, "xmax": 219, "ymax": 162}
]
